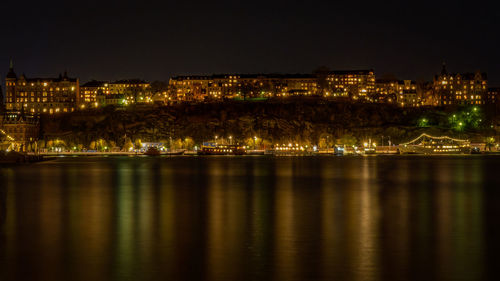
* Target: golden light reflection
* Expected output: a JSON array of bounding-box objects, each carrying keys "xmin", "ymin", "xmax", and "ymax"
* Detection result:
[
  {"xmin": 350, "ymin": 159, "xmax": 380, "ymax": 281},
  {"xmin": 206, "ymin": 159, "xmax": 248, "ymax": 281},
  {"xmin": 114, "ymin": 161, "xmax": 136, "ymax": 279},
  {"xmin": 0, "ymin": 156, "xmax": 492, "ymax": 281},
  {"xmin": 39, "ymin": 166, "xmax": 63, "ymax": 280},
  {"xmin": 273, "ymin": 159, "xmax": 296, "ymax": 281}
]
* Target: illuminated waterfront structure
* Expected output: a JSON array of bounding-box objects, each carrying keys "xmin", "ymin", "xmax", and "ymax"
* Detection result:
[
  {"xmin": 5, "ymin": 62, "xmax": 79, "ymax": 114},
  {"xmin": 0, "ymin": 110, "xmax": 39, "ymax": 152},
  {"xmin": 399, "ymin": 133, "xmax": 471, "ymax": 154},
  {"xmin": 433, "ymin": 64, "xmax": 487, "ymax": 106}
]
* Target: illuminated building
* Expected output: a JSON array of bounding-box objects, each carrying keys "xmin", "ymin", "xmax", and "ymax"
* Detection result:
[
  {"xmin": 373, "ymin": 79, "xmax": 422, "ymax": 106},
  {"xmin": 169, "ymin": 75, "xmax": 212, "ymax": 101},
  {"xmin": 434, "ymin": 64, "xmax": 487, "ymax": 106},
  {"xmin": 0, "ymin": 110, "xmax": 39, "ymax": 152},
  {"xmin": 102, "ymin": 93, "xmax": 125, "ymax": 106},
  {"xmin": 374, "ymin": 78, "xmax": 399, "ymax": 103},
  {"xmin": 375, "ymin": 78, "xmax": 399, "ymax": 95},
  {"xmin": 487, "ymin": 88, "xmax": 499, "ymax": 105},
  {"xmin": 272, "ymin": 74, "xmax": 317, "ymax": 96},
  {"xmin": 5, "ymin": 62, "xmax": 79, "ymax": 114},
  {"xmin": 325, "ymin": 70, "xmax": 375, "ymax": 98},
  {"xmin": 419, "ymin": 82, "xmax": 438, "ymax": 106},
  {"xmin": 169, "ymin": 73, "xmax": 318, "ymax": 101},
  {"xmin": 80, "ymin": 80, "xmax": 109, "ymax": 105},
  {"xmin": 108, "ymin": 79, "xmax": 151, "ymax": 104},
  {"xmin": 396, "ymin": 80, "xmax": 420, "ymax": 107}
]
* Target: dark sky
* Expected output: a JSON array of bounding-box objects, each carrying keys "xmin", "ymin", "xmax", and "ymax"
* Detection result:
[{"xmin": 2, "ymin": 0, "xmax": 499, "ymax": 85}]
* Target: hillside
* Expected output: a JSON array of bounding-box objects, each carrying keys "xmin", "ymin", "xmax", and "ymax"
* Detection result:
[{"xmin": 38, "ymin": 98, "xmax": 498, "ymax": 150}]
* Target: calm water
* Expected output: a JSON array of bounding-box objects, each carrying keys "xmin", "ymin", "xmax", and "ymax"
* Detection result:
[{"xmin": 1, "ymin": 156, "xmax": 500, "ymax": 281}]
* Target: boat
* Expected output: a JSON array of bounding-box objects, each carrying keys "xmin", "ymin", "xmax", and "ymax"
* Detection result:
[
  {"xmin": 398, "ymin": 133, "xmax": 471, "ymax": 154},
  {"xmin": 271, "ymin": 144, "xmax": 318, "ymax": 156},
  {"xmin": 144, "ymin": 147, "xmax": 161, "ymax": 156},
  {"xmin": 197, "ymin": 143, "xmax": 246, "ymax": 155}
]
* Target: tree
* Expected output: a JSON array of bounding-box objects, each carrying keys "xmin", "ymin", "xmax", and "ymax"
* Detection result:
[
  {"xmin": 485, "ymin": 137, "xmax": 495, "ymax": 151},
  {"xmin": 338, "ymin": 134, "xmax": 358, "ymax": 146}
]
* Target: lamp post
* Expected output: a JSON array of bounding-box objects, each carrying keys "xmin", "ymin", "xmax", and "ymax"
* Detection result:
[
  {"xmin": 229, "ymin": 136, "xmax": 232, "ymax": 145},
  {"xmin": 254, "ymin": 136, "xmax": 257, "ymax": 150}
]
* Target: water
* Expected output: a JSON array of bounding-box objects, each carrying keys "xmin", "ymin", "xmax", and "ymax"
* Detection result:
[{"xmin": 1, "ymin": 156, "xmax": 499, "ymax": 281}]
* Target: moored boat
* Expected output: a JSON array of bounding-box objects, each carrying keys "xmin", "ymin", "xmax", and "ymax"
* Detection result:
[
  {"xmin": 197, "ymin": 143, "xmax": 246, "ymax": 155},
  {"xmin": 399, "ymin": 133, "xmax": 471, "ymax": 154},
  {"xmin": 271, "ymin": 144, "xmax": 318, "ymax": 156}
]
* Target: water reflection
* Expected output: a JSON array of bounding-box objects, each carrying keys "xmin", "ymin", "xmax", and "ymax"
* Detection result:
[{"xmin": 0, "ymin": 156, "xmax": 498, "ymax": 281}]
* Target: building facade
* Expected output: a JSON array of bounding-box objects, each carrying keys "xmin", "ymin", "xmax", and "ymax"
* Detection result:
[
  {"xmin": 0, "ymin": 111, "xmax": 40, "ymax": 152},
  {"xmin": 169, "ymin": 76, "xmax": 212, "ymax": 101},
  {"xmin": 168, "ymin": 73, "xmax": 319, "ymax": 101},
  {"xmin": 396, "ymin": 80, "xmax": 420, "ymax": 107},
  {"xmin": 5, "ymin": 63, "xmax": 79, "ymax": 114},
  {"xmin": 374, "ymin": 78, "xmax": 399, "ymax": 103},
  {"xmin": 108, "ymin": 79, "xmax": 151, "ymax": 104},
  {"xmin": 433, "ymin": 64, "xmax": 487, "ymax": 106},
  {"xmin": 487, "ymin": 88, "xmax": 499, "ymax": 105},
  {"xmin": 325, "ymin": 70, "xmax": 375, "ymax": 98},
  {"xmin": 79, "ymin": 80, "xmax": 109, "ymax": 107}
]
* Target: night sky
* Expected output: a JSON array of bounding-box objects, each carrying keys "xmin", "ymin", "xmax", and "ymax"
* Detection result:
[{"xmin": 2, "ymin": 0, "xmax": 499, "ymax": 85}]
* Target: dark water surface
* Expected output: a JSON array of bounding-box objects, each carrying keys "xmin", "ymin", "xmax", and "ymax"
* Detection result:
[{"xmin": 1, "ymin": 156, "xmax": 500, "ymax": 281}]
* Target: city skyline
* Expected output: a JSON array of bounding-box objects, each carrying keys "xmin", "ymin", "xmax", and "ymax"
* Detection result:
[
  {"xmin": 2, "ymin": 1, "xmax": 499, "ymax": 85},
  {"xmin": 2, "ymin": 2, "xmax": 500, "ymax": 281},
  {"xmin": 4, "ymin": 62, "xmax": 498, "ymax": 115}
]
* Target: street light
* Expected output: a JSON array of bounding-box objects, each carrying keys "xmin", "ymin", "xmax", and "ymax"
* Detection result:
[
  {"xmin": 229, "ymin": 135, "xmax": 232, "ymax": 145},
  {"xmin": 254, "ymin": 136, "xmax": 258, "ymax": 149}
]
